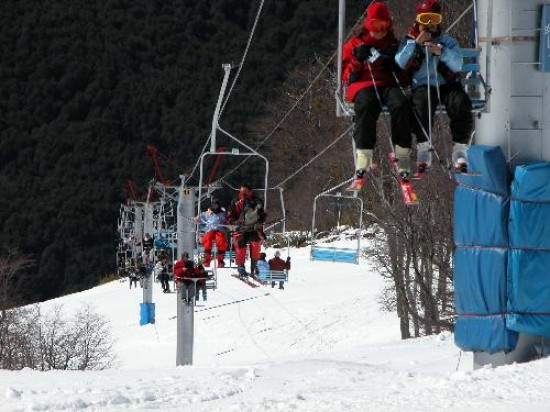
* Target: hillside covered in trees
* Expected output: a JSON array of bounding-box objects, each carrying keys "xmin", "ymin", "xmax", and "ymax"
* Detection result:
[
  {"xmin": 0, "ymin": 0, "xmax": 360, "ymax": 303},
  {"xmin": 0, "ymin": 0, "xmax": 473, "ymax": 305}
]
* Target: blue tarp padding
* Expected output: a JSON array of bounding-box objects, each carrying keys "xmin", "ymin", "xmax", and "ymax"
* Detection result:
[
  {"xmin": 455, "ymin": 316, "xmax": 517, "ymax": 354},
  {"xmin": 454, "ymin": 248, "xmax": 508, "ymax": 315},
  {"xmin": 507, "ymin": 313, "xmax": 550, "ymax": 337},
  {"xmin": 454, "ymin": 187, "xmax": 509, "ymax": 247},
  {"xmin": 454, "ymin": 145, "xmax": 518, "ymax": 353},
  {"xmin": 454, "ymin": 145, "xmax": 510, "ymax": 196},
  {"xmin": 508, "ymin": 249, "xmax": 550, "ymax": 313},
  {"xmin": 507, "ymin": 162, "xmax": 550, "ymax": 336},
  {"xmin": 140, "ymin": 303, "xmax": 156, "ymax": 325},
  {"xmin": 509, "ymin": 163, "xmax": 550, "ymax": 249}
]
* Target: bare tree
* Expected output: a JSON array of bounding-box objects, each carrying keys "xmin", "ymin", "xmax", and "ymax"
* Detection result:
[{"xmin": 0, "ymin": 301, "xmax": 117, "ymax": 371}]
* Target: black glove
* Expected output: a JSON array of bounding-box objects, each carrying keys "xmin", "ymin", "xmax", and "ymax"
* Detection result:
[
  {"xmin": 352, "ymin": 44, "xmax": 371, "ymax": 63},
  {"xmin": 286, "ymin": 257, "xmax": 291, "ymax": 262},
  {"xmin": 348, "ymin": 70, "xmax": 361, "ymax": 84},
  {"xmin": 379, "ymin": 54, "xmax": 393, "ymax": 71}
]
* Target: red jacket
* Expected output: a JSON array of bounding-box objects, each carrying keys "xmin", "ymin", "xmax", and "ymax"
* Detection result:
[
  {"xmin": 268, "ymin": 256, "xmax": 290, "ymax": 271},
  {"xmin": 342, "ymin": 31, "xmax": 406, "ymax": 102},
  {"xmin": 227, "ymin": 194, "xmax": 266, "ymax": 232},
  {"xmin": 174, "ymin": 259, "xmax": 186, "ymax": 277}
]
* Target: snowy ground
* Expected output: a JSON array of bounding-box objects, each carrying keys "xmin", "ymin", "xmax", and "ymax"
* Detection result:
[{"xmin": 2, "ymin": 239, "xmax": 550, "ymax": 411}]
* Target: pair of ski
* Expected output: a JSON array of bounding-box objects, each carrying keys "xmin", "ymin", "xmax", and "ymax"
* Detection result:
[
  {"xmin": 347, "ymin": 152, "xmax": 420, "ymax": 206},
  {"xmin": 231, "ymin": 273, "xmax": 261, "ymax": 288}
]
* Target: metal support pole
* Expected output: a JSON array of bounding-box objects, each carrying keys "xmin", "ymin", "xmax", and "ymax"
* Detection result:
[
  {"xmin": 278, "ymin": 187, "xmax": 286, "ymax": 233},
  {"xmin": 176, "ymin": 178, "xmax": 198, "ymax": 366},
  {"xmin": 177, "ymin": 176, "xmax": 196, "ymax": 260},
  {"xmin": 140, "ymin": 202, "xmax": 155, "ymax": 325},
  {"xmin": 176, "ymin": 279, "xmax": 198, "ymax": 366},
  {"xmin": 336, "ymin": 0, "xmax": 346, "ymax": 117},
  {"xmin": 210, "ymin": 64, "xmax": 232, "ymax": 153}
]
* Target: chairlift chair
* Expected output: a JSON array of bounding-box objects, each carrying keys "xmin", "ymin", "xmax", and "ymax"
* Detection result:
[
  {"xmin": 195, "ymin": 64, "xmax": 270, "ymax": 272},
  {"xmin": 310, "ymin": 181, "xmax": 364, "ymax": 264},
  {"xmin": 335, "ymin": 0, "xmax": 489, "ymax": 118}
]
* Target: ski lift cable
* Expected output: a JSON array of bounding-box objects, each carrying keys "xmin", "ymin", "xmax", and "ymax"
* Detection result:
[
  {"xmin": 195, "ymin": 1, "xmax": 476, "ymax": 188},
  {"xmin": 217, "ymin": 13, "xmax": 366, "ymax": 183},
  {"xmin": 216, "ymin": 52, "xmax": 336, "ymax": 184},
  {"xmin": 219, "ymin": 0, "xmax": 266, "ymax": 116},
  {"xmin": 188, "ymin": 132, "xmax": 212, "ymax": 181},
  {"xmin": 274, "ymin": 124, "xmax": 353, "ymax": 189}
]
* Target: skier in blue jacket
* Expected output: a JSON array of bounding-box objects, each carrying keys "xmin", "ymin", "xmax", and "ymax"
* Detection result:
[
  {"xmin": 196, "ymin": 198, "xmax": 228, "ymax": 267},
  {"xmin": 395, "ymin": 0, "xmax": 473, "ymax": 173}
]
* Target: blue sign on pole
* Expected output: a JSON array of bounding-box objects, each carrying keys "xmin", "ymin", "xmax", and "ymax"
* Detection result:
[{"xmin": 539, "ymin": 5, "xmax": 550, "ymax": 72}]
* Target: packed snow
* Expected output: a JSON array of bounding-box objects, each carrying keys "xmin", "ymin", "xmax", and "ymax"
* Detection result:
[{"xmin": 2, "ymin": 238, "xmax": 550, "ymax": 411}]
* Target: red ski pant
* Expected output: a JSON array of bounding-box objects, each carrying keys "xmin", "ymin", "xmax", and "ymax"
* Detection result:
[
  {"xmin": 233, "ymin": 230, "xmax": 262, "ymax": 266},
  {"xmin": 202, "ymin": 230, "xmax": 228, "ymax": 262}
]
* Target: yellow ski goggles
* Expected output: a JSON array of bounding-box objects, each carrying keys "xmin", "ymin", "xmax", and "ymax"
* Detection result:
[{"xmin": 416, "ymin": 12, "xmax": 442, "ymax": 25}]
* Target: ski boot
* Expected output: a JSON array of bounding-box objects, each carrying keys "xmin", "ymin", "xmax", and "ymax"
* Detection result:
[
  {"xmin": 395, "ymin": 145, "xmax": 412, "ymax": 180},
  {"xmin": 452, "ymin": 143, "xmax": 469, "ymax": 173},
  {"xmin": 416, "ymin": 142, "xmax": 433, "ymax": 177},
  {"xmin": 348, "ymin": 169, "xmax": 366, "ymax": 191},
  {"xmin": 237, "ymin": 265, "xmax": 249, "ymax": 279}
]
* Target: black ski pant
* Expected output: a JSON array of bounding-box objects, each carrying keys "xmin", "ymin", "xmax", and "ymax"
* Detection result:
[
  {"xmin": 160, "ymin": 274, "xmax": 170, "ymax": 292},
  {"xmin": 353, "ymin": 86, "xmax": 413, "ymax": 150},
  {"xmin": 411, "ymin": 83, "xmax": 473, "ymax": 144}
]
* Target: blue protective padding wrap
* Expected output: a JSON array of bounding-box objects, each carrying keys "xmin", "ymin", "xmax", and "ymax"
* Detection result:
[
  {"xmin": 140, "ymin": 302, "xmax": 156, "ymax": 326},
  {"xmin": 509, "ymin": 163, "xmax": 550, "ymax": 249},
  {"xmin": 454, "ymin": 248, "xmax": 508, "ymax": 315},
  {"xmin": 455, "ymin": 315, "xmax": 517, "ymax": 354},
  {"xmin": 454, "ymin": 145, "xmax": 518, "ymax": 353},
  {"xmin": 454, "ymin": 186, "xmax": 509, "ymax": 247},
  {"xmin": 454, "ymin": 145, "xmax": 511, "ymax": 196},
  {"xmin": 507, "ymin": 162, "xmax": 550, "ymax": 336}
]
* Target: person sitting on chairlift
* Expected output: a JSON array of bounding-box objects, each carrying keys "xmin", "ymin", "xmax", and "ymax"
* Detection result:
[
  {"xmin": 395, "ymin": 0, "xmax": 473, "ymax": 174},
  {"xmin": 268, "ymin": 250, "xmax": 290, "ymax": 290},
  {"xmin": 197, "ymin": 198, "xmax": 228, "ymax": 268},
  {"xmin": 256, "ymin": 252, "xmax": 270, "ymax": 279},
  {"xmin": 342, "ymin": 1, "xmax": 414, "ymax": 190},
  {"xmin": 227, "ymin": 184, "xmax": 267, "ymax": 278}
]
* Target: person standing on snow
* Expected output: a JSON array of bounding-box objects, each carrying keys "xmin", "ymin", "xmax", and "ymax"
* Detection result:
[
  {"xmin": 155, "ymin": 255, "xmax": 170, "ymax": 293},
  {"xmin": 395, "ymin": 0, "xmax": 473, "ymax": 174},
  {"xmin": 342, "ymin": 1, "xmax": 414, "ymax": 190},
  {"xmin": 196, "ymin": 198, "xmax": 228, "ymax": 268},
  {"xmin": 227, "ymin": 184, "xmax": 267, "ymax": 278}
]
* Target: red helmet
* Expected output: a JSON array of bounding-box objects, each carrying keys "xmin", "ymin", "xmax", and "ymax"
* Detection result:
[{"xmin": 416, "ymin": 0, "xmax": 442, "ymax": 14}]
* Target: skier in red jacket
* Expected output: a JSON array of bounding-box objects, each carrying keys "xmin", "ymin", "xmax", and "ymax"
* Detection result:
[
  {"xmin": 226, "ymin": 184, "xmax": 267, "ymax": 278},
  {"xmin": 342, "ymin": 1, "xmax": 413, "ymax": 190}
]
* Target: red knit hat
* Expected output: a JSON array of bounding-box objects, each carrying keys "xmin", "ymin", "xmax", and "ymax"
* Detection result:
[
  {"xmin": 364, "ymin": 2, "xmax": 392, "ymax": 32},
  {"xmin": 416, "ymin": 0, "xmax": 442, "ymax": 15}
]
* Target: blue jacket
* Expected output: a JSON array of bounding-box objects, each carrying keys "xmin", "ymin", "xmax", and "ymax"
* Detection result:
[
  {"xmin": 395, "ymin": 33, "xmax": 462, "ymax": 89},
  {"xmin": 198, "ymin": 209, "xmax": 227, "ymax": 232},
  {"xmin": 256, "ymin": 259, "xmax": 270, "ymax": 273}
]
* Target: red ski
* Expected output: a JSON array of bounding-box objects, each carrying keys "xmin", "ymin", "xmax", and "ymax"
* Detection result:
[
  {"xmin": 231, "ymin": 274, "xmax": 260, "ymax": 288},
  {"xmin": 388, "ymin": 152, "xmax": 419, "ymax": 206}
]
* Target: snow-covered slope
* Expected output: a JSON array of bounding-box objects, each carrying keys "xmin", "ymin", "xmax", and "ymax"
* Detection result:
[{"xmin": 2, "ymin": 240, "xmax": 550, "ymax": 411}]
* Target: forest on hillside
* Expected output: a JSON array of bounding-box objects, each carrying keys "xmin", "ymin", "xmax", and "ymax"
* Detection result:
[{"xmin": 0, "ymin": 0, "xmax": 473, "ymax": 305}]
